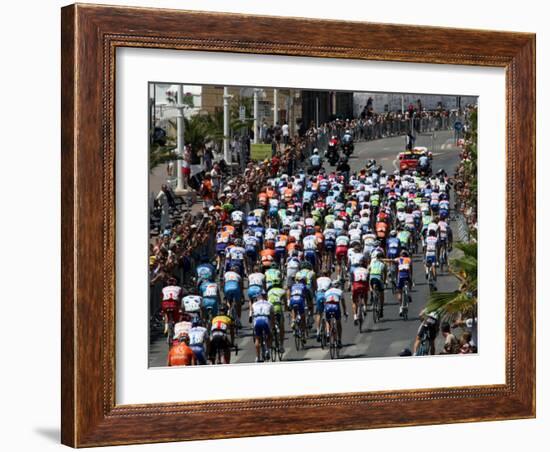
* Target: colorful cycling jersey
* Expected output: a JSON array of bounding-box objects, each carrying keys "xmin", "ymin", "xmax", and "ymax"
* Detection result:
[
  {"xmin": 247, "ymin": 215, "xmax": 259, "ymax": 226},
  {"xmin": 174, "ymin": 321, "xmax": 192, "ymax": 339},
  {"xmin": 196, "ymin": 264, "xmax": 215, "ymax": 281},
  {"xmin": 396, "ymin": 257, "xmax": 412, "ymax": 276},
  {"xmin": 252, "ymin": 299, "xmax": 273, "ymax": 318},
  {"xmin": 216, "ymin": 231, "xmax": 231, "ymax": 244},
  {"xmin": 289, "ymin": 229, "xmax": 302, "ymax": 241},
  {"xmin": 425, "ymin": 236, "xmax": 438, "ymax": 255},
  {"xmin": 267, "ymin": 287, "xmax": 286, "ymax": 313},
  {"xmin": 248, "ymin": 272, "xmax": 265, "ymax": 287},
  {"xmin": 244, "ymin": 235, "xmax": 259, "ymax": 250},
  {"xmin": 275, "ymin": 235, "xmax": 288, "ymax": 248},
  {"xmin": 162, "ymin": 285, "xmax": 182, "ymax": 301},
  {"xmin": 427, "ymin": 222, "xmax": 439, "ymax": 234},
  {"xmin": 211, "ymin": 315, "xmax": 232, "ymax": 333},
  {"xmin": 265, "ymin": 228, "xmax": 278, "ymax": 241},
  {"xmin": 286, "ymin": 257, "xmax": 301, "ymax": 274},
  {"xmin": 439, "ymin": 200, "xmax": 450, "ymax": 211},
  {"xmin": 348, "ymin": 249, "xmax": 364, "ymax": 266},
  {"xmin": 228, "ymin": 246, "xmax": 245, "ymax": 261},
  {"xmin": 336, "ymin": 235, "xmax": 350, "ymax": 247},
  {"xmin": 352, "ymin": 266, "xmax": 369, "ymax": 282},
  {"xmin": 201, "ymin": 282, "xmax": 219, "ymax": 299},
  {"xmin": 269, "ymin": 198, "xmax": 279, "ymax": 209},
  {"xmin": 368, "ymin": 260, "xmax": 385, "ymax": 278},
  {"xmin": 265, "ymin": 268, "xmax": 282, "ymax": 285},
  {"xmin": 333, "ymin": 219, "xmax": 345, "ymax": 231},
  {"xmin": 398, "ymin": 230, "xmax": 410, "ymax": 246},
  {"xmin": 231, "ymin": 210, "xmax": 244, "ymax": 223},
  {"xmin": 290, "ymin": 282, "xmax": 308, "ymax": 298},
  {"xmin": 224, "ymin": 271, "xmax": 241, "ymax": 286},
  {"xmin": 316, "ymin": 277, "xmax": 332, "ymax": 292},
  {"xmin": 387, "ymin": 237, "xmax": 400, "ymax": 256},
  {"xmin": 325, "ymin": 287, "xmax": 343, "ymax": 304},
  {"xmin": 349, "ymin": 228, "xmax": 362, "ymax": 243},
  {"xmin": 438, "ymin": 221, "xmax": 449, "ymax": 237},
  {"xmin": 189, "ymin": 326, "xmax": 208, "ymax": 346},
  {"xmin": 182, "ymin": 295, "xmax": 202, "ymax": 313},
  {"xmin": 303, "ymin": 235, "xmax": 317, "ymax": 250},
  {"xmin": 324, "ymin": 228, "xmax": 337, "ymax": 241}
]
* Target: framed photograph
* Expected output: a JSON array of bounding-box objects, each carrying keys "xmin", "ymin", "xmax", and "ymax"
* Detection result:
[{"xmin": 61, "ymin": 3, "xmax": 535, "ymax": 447}]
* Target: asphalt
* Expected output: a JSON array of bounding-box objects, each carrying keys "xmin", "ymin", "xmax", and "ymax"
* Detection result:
[{"xmin": 149, "ymin": 130, "xmax": 468, "ymax": 367}]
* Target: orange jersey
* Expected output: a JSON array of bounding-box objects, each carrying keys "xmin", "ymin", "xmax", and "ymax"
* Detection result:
[
  {"xmin": 284, "ymin": 188, "xmax": 294, "ymax": 202},
  {"xmin": 258, "ymin": 192, "xmax": 268, "ymax": 205},
  {"xmin": 223, "ymin": 225, "xmax": 235, "ymax": 236},
  {"xmin": 167, "ymin": 342, "xmax": 195, "ymax": 366},
  {"xmin": 315, "ymin": 231, "xmax": 324, "ymax": 245},
  {"xmin": 266, "ymin": 187, "xmax": 276, "ymax": 198},
  {"xmin": 260, "ymin": 248, "xmax": 276, "ymax": 266}
]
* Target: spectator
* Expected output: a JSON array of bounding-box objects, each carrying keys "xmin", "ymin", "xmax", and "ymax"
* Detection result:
[
  {"xmin": 282, "ymin": 121, "xmax": 290, "ymax": 145},
  {"xmin": 440, "ymin": 322, "xmax": 459, "ymax": 354}
]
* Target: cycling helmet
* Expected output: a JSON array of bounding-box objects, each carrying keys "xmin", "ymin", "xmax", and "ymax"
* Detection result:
[
  {"xmin": 301, "ymin": 261, "xmax": 313, "ymax": 270},
  {"xmin": 295, "ymin": 273, "xmax": 306, "ymax": 283},
  {"xmin": 191, "ymin": 317, "xmax": 201, "ymax": 327},
  {"xmin": 230, "ymin": 265, "xmax": 240, "ymax": 273},
  {"xmin": 400, "ymin": 250, "xmax": 409, "ymax": 257},
  {"xmin": 330, "ymin": 279, "xmax": 341, "ymax": 288},
  {"xmin": 167, "ymin": 276, "xmax": 178, "ymax": 285},
  {"xmin": 270, "ymin": 262, "xmax": 279, "ymax": 269},
  {"xmin": 313, "ymin": 148, "xmax": 319, "ymax": 154},
  {"xmin": 234, "ymin": 238, "xmax": 243, "ymax": 247},
  {"xmin": 390, "ymin": 230, "xmax": 397, "ymax": 237}
]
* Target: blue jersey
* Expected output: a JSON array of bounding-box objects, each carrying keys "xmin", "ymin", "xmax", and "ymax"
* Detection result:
[
  {"xmin": 196, "ymin": 263, "xmax": 215, "ymax": 281},
  {"xmin": 386, "ymin": 237, "xmax": 401, "ymax": 258},
  {"xmin": 290, "ymin": 283, "xmax": 307, "ymax": 300}
]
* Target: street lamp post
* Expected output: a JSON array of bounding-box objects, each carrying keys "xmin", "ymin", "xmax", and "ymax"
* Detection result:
[
  {"xmin": 273, "ymin": 88, "xmax": 278, "ymax": 126},
  {"xmin": 253, "ymin": 88, "xmax": 260, "ymax": 144},
  {"xmin": 223, "ymin": 87, "xmax": 231, "ymax": 163},
  {"xmin": 174, "ymin": 84, "xmax": 186, "ymax": 194}
]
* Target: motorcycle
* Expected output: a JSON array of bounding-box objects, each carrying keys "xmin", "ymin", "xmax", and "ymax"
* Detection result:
[
  {"xmin": 326, "ymin": 147, "xmax": 340, "ymax": 166},
  {"xmin": 342, "ymin": 141, "xmax": 354, "ymax": 157}
]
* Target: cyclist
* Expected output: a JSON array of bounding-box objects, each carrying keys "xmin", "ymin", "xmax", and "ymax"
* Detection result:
[
  {"xmin": 161, "ymin": 276, "xmax": 182, "ymax": 335},
  {"xmin": 324, "ymin": 280, "xmax": 348, "ymax": 347},
  {"xmin": 367, "ymin": 251, "xmax": 387, "ymax": 318},
  {"xmin": 247, "ymin": 266, "xmax": 266, "ymax": 310},
  {"xmin": 414, "ymin": 311, "xmax": 439, "ymax": 356},
  {"xmin": 265, "ymin": 262, "xmax": 283, "ymax": 292},
  {"xmin": 251, "ymin": 292, "xmax": 274, "ymax": 362},
  {"xmin": 196, "ymin": 258, "xmax": 215, "ymax": 287},
  {"xmin": 200, "ymin": 280, "xmax": 220, "ymax": 319},
  {"xmin": 394, "ymin": 250, "xmax": 413, "ymax": 317},
  {"xmin": 188, "ymin": 317, "xmax": 209, "ymax": 365},
  {"xmin": 315, "ymin": 271, "xmax": 332, "ymax": 341},
  {"xmin": 167, "ymin": 333, "xmax": 196, "ymax": 366},
  {"xmin": 223, "ymin": 265, "xmax": 243, "ymax": 326},
  {"xmin": 182, "ymin": 294, "xmax": 203, "ymax": 321},
  {"xmin": 288, "ymin": 273, "xmax": 309, "ymax": 340},
  {"xmin": 424, "ymin": 229, "xmax": 438, "ymax": 285},
  {"xmin": 351, "ymin": 258, "xmax": 369, "ymax": 324},
  {"xmin": 209, "ymin": 305, "xmax": 234, "ymax": 364},
  {"xmin": 267, "ymin": 284, "xmax": 287, "ymax": 353}
]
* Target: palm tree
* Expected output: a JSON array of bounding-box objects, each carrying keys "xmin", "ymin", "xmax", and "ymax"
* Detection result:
[{"xmin": 425, "ymin": 242, "xmax": 477, "ymax": 323}]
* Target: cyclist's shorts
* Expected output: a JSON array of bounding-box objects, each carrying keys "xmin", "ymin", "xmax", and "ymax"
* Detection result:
[
  {"xmin": 289, "ymin": 296, "xmax": 305, "ymax": 314},
  {"xmin": 216, "ymin": 243, "xmax": 227, "ymax": 255},
  {"xmin": 161, "ymin": 299, "xmax": 178, "ymax": 313},
  {"xmin": 224, "ymin": 286, "xmax": 242, "ymax": 304},
  {"xmin": 275, "ymin": 247, "xmax": 286, "ymax": 261},
  {"xmin": 315, "ymin": 291, "xmax": 326, "ymax": 313},
  {"xmin": 325, "ymin": 240, "xmax": 335, "ymax": 251},
  {"xmin": 189, "ymin": 344, "xmax": 207, "ymax": 365},
  {"xmin": 397, "ymin": 275, "xmax": 411, "ymax": 290},
  {"xmin": 352, "ymin": 281, "xmax": 369, "ymax": 302},
  {"xmin": 369, "ymin": 278, "xmax": 384, "ymax": 292},
  {"xmin": 425, "ymin": 255, "xmax": 436, "ymax": 266},
  {"xmin": 430, "ymin": 201, "xmax": 439, "ymax": 210},
  {"xmin": 245, "ymin": 247, "xmax": 258, "ymax": 261},
  {"xmin": 336, "ymin": 246, "xmax": 348, "ymax": 262},
  {"xmin": 209, "ymin": 332, "xmax": 230, "ymax": 361},
  {"xmin": 202, "ymin": 297, "xmax": 219, "ymax": 316},
  {"xmin": 324, "ymin": 302, "xmax": 341, "ymax": 321},
  {"xmin": 439, "ymin": 209, "xmax": 449, "ymax": 219},
  {"xmin": 304, "ymin": 250, "xmax": 316, "ymax": 266},
  {"xmin": 269, "ymin": 207, "xmax": 278, "ymax": 217},
  {"xmin": 387, "ymin": 250, "xmax": 399, "ymax": 259},
  {"xmin": 247, "ymin": 285, "xmax": 263, "ymax": 300},
  {"xmin": 253, "ymin": 317, "xmax": 271, "ymax": 338}
]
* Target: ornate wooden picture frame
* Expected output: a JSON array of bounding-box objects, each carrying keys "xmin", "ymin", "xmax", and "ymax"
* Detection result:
[{"xmin": 61, "ymin": 3, "xmax": 535, "ymax": 447}]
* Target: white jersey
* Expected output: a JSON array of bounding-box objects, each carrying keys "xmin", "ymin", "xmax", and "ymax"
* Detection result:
[
  {"xmin": 289, "ymin": 228, "xmax": 302, "ymax": 241},
  {"xmin": 333, "ymin": 219, "xmax": 345, "ymax": 231},
  {"xmin": 427, "ymin": 222, "xmax": 439, "ymax": 234},
  {"xmin": 248, "ymin": 272, "xmax": 265, "ymax": 287},
  {"xmin": 349, "ymin": 228, "xmax": 362, "ymax": 244},
  {"xmin": 265, "ymin": 228, "xmax": 278, "ymax": 241},
  {"xmin": 252, "ymin": 299, "xmax": 273, "ymax": 318},
  {"xmin": 231, "ymin": 210, "xmax": 244, "ymax": 223},
  {"xmin": 353, "ymin": 266, "xmax": 369, "ymax": 282},
  {"xmin": 162, "ymin": 285, "xmax": 182, "ymax": 301},
  {"xmin": 269, "ymin": 198, "xmax": 279, "ymax": 208},
  {"xmin": 305, "ymin": 217, "xmax": 315, "ymax": 227},
  {"xmin": 244, "ymin": 235, "xmax": 258, "ymax": 248},
  {"xmin": 425, "ymin": 236, "xmax": 438, "ymax": 255},
  {"xmin": 286, "ymin": 257, "xmax": 301, "ymax": 274},
  {"xmin": 174, "ymin": 321, "xmax": 192, "ymax": 339},
  {"xmin": 438, "ymin": 221, "xmax": 449, "ymax": 238},
  {"xmin": 316, "ymin": 277, "xmax": 332, "ymax": 292},
  {"xmin": 275, "ymin": 235, "xmax": 288, "ymax": 248},
  {"xmin": 189, "ymin": 326, "xmax": 208, "ymax": 346},
  {"xmin": 336, "ymin": 235, "xmax": 350, "ymax": 247},
  {"xmin": 363, "ymin": 233, "xmax": 377, "ymax": 247},
  {"xmin": 405, "ymin": 213, "xmax": 415, "ymax": 226},
  {"xmin": 303, "ymin": 235, "xmax": 317, "ymax": 250},
  {"xmin": 348, "ymin": 249, "xmax": 364, "ymax": 266},
  {"xmin": 202, "ymin": 282, "xmax": 219, "ymax": 298},
  {"xmin": 182, "ymin": 295, "xmax": 202, "ymax": 313}
]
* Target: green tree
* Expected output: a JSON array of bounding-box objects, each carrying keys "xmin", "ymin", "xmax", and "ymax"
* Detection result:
[
  {"xmin": 425, "ymin": 242, "xmax": 478, "ymax": 322},
  {"xmin": 149, "ymin": 143, "xmax": 177, "ymax": 173}
]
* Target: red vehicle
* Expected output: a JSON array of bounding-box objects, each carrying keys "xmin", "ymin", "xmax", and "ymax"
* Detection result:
[{"xmin": 398, "ymin": 147, "xmax": 431, "ymax": 174}]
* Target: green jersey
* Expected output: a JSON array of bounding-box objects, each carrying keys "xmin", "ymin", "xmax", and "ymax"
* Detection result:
[
  {"xmin": 369, "ymin": 260, "xmax": 385, "ymax": 279},
  {"xmin": 371, "ymin": 194, "xmax": 380, "ymax": 207},
  {"xmin": 265, "ymin": 269, "xmax": 282, "ymax": 285},
  {"xmin": 396, "ymin": 200, "xmax": 406, "ymax": 211},
  {"xmin": 398, "ymin": 230, "xmax": 411, "ymax": 246},
  {"xmin": 267, "ymin": 287, "xmax": 286, "ymax": 314}
]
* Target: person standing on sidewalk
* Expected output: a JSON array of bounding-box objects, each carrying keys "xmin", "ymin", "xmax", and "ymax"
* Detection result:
[{"xmin": 282, "ymin": 121, "xmax": 290, "ymax": 146}]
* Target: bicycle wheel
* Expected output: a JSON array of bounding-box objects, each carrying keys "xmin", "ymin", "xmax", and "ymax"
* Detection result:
[
  {"xmin": 402, "ymin": 286, "xmax": 409, "ymax": 321},
  {"xmin": 358, "ymin": 299, "xmax": 364, "ymax": 333},
  {"xmin": 372, "ymin": 292, "xmax": 380, "ymax": 323},
  {"xmin": 320, "ymin": 318, "xmax": 327, "ymax": 349},
  {"xmin": 329, "ymin": 320, "xmax": 337, "ymax": 360},
  {"xmin": 271, "ymin": 326, "xmax": 279, "ymax": 362},
  {"xmin": 167, "ymin": 320, "xmax": 174, "ymax": 346}
]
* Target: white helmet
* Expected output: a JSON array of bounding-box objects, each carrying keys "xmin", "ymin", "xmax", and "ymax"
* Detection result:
[{"xmin": 313, "ymin": 148, "xmax": 319, "ymax": 154}]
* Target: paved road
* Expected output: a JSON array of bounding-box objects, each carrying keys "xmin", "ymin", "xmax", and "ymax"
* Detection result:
[{"xmin": 149, "ymin": 130, "xmax": 464, "ymax": 367}]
